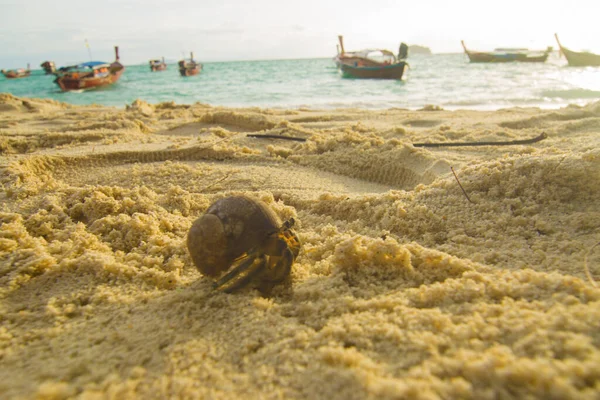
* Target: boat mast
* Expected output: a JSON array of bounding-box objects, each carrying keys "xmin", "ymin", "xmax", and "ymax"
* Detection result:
[
  {"xmin": 460, "ymin": 40, "xmax": 469, "ymax": 54},
  {"xmin": 554, "ymin": 33, "xmax": 564, "ymax": 58},
  {"xmin": 338, "ymin": 35, "xmax": 345, "ymax": 55},
  {"xmin": 85, "ymin": 39, "xmax": 93, "ymax": 61}
]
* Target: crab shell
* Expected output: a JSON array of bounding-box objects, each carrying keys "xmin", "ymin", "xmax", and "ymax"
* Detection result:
[{"xmin": 187, "ymin": 195, "xmax": 286, "ymax": 277}]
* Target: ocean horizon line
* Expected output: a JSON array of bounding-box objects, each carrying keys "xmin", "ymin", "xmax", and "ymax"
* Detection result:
[{"xmin": 4, "ymin": 52, "xmax": 470, "ymax": 71}]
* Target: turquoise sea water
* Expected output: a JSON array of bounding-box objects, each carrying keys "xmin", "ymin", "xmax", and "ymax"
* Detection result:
[{"xmin": 2, "ymin": 53, "xmax": 600, "ymax": 110}]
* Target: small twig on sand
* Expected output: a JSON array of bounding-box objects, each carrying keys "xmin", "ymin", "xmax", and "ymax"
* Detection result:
[
  {"xmin": 200, "ymin": 173, "xmax": 233, "ymax": 192},
  {"xmin": 584, "ymin": 242, "xmax": 599, "ymax": 287},
  {"xmin": 451, "ymin": 166, "xmax": 473, "ymax": 203},
  {"xmin": 247, "ymin": 134, "xmax": 307, "ymax": 142},
  {"xmin": 199, "ymin": 135, "xmax": 235, "ymax": 148},
  {"xmin": 552, "ymin": 155, "xmax": 567, "ymax": 173},
  {"xmin": 414, "ymin": 132, "xmax": 547, "ymax": 148}
]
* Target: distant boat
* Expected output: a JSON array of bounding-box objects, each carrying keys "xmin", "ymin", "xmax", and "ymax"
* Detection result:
[
  {"xmin": 461, "ymin": 41, "xmax": 552, "ymax": 63},
  {"xmin": 178, "ymin": 52, "xmax": 202, "ymax": 76},
  {"xmin": 53, "ymin": 46, "xmax": 125, "ymax": 91},
  {"xmin": 1, "ymin": 64, "xmax": 31, "ymax": 79},
  {"xmin": 335, "ymin": 35, "xmax": 409, "ymax": 80},
  {"xmin": 149, "ymin": 57, "xmax": 167, "ymax": 72},
  {"xmin": 554, "ymin": 33, "xmax": 600, "ymax": 67},
  {"xmin": 40, "ymin": 61, "xmax": 56, "ymax": 75}
]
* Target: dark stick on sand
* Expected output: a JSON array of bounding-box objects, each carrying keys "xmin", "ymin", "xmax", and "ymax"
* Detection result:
[
  {"xmin": 451, "ymin": 166, "xmax": 473, "ymax": 203},
  {"xmin": 247, "ymin": 134, "xmax": 307, "ymax": 142},
  {"xmin": 414, "ymin": 132, "xmax": 547, "ymax": 148}
]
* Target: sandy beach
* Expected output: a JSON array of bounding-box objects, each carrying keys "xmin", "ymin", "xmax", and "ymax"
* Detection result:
[{"xmin": 1, "ymin": 92, "xmax": 599, "ymax": 399}]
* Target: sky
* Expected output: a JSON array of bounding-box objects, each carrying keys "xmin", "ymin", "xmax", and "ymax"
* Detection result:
[{"xmin": 1, "ymin": 0, "xmax": 599, "ymax": 69}]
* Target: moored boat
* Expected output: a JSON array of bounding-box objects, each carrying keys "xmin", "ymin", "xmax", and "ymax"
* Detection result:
[
  {"xmin": 40, "ymin": 61, "xmax": 56, "ymax": 75},
  {"xmin": 1, "ymin": 64, "xmax": 31, "ymax": 79},
  {"xmin": 178, "ymin": 52, "xmax": 202, "ymax": 76},
  {"xmin": 339, "ymin": 62, "xmax": 408, "ymax": 80},
  {"xmin": 335, "ymin": 35, "xmax": 409, "ymax": 80},
  {"xmin": 53, "ymin": 46, "xmax": 125, "ymax": 91},
  {"xmin": 554, "ymin": 34, "xmax": 600, "ymax": 67},
  {"xmin": 149, "ymin": 57, "xmax": 167, "ymax": 72},
  {"xmin": 461, "ymin": 41, "xmax": 552, "ymax": 63}
]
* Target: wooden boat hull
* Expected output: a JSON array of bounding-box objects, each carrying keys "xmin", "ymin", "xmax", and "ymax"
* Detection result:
[
  {"xmin": 461, "ymin": 41, "xmax": 550, "ymax": 63},
  {"xmin": 340, "ymin": 62, "xmax": 408, "ymax": 80},
  {"xmin": 465, "ymin": 52, "xmax": 549, "ymax": 63},
  {"xmin": 335, "ymin": 36, "xmax": 408, "ymax": 80},
  {"xmin": 178, "ymin": 52, "xmax": 201, "ymax": 76},
  {"xmin": 335, "ymin": 55, "xmax": 383, "ymax": 69},
  {"xmin": 560, "ymin": 48, "xmax": 600, "ymax": 66},
  {"xmin": 54, "ymin": 46, "xmax": 124, "ymax": 91},
  {"xmin": 2, "ymin": 70, "xmax": 31, "ymax": 79},
  {"xmin": 555, "ymin": 34, "xmax": 600, "ymax": 67},
  {"xmin": 179, "ymin": 66, "xmax": 201, "ymax": 76},
  {"xmin": 150, "ymin": 63, "xmax": 167, "ymax": 72},
  {"xmin": 54, "ymin": 63, "xmax": 124, "ymax": 91}
]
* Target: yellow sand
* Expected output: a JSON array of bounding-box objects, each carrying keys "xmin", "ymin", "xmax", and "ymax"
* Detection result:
[{"xmin": 1, "ymin": 93, "xmax": 599, "ymax": 399}]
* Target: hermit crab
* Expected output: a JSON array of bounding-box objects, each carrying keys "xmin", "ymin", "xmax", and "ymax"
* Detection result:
[{"xmin": 187, "ymin": 195, "xmax": 301, "ymax": 293}]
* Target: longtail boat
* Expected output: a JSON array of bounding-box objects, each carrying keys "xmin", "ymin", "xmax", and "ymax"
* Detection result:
[
  {"xmin": 554, "ymin": 34, "xmax": 600, "ymax": 67},
  {"xmin": 461, "ymin": 41, "xmax": 552, "ymax": 63},
  {"xmin": 1, "ymin": 64, "xmax": 31, "ymax": 79},
  {"xmin": 40, "ymin": 61, "xmax": 56, "ymax": 75},
  {"xmin": 178, "ymin": 52, "xmax": 202, "ymax": 76},
  {"xmin": 335, "ymin": 35, "xmax": 409, "ymax": 80},
  {"xmin": 53, "ymin": 46, "xmax": 125, "ymax": 91},
  {"xmin": 149, "ymin": 57, "xmax": 167, "ymax": 72}
]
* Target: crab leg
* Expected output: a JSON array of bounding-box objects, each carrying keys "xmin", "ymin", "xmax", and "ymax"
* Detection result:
[
  {"xmin": 255, "ymin": 248, "xmax": 296, "ymax": 294},
  {"xmin": 214, "ymin": 254, "xmax": 267, "ymax": 293},
  {"xmin": 267, "ymin": 248, "xmax": 295, "ymax": 283}
]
